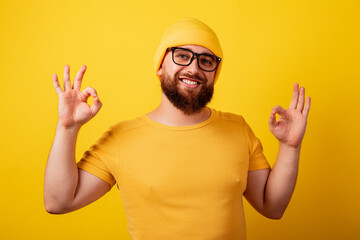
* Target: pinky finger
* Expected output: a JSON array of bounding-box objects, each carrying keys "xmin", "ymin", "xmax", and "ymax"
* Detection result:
[
  {"xmin": 303, "ymin": 97, "xmax": 311, "ymax": 118},
  {"xmin": 52, "ymin": 73, "xmax": 63, "ymax": 95}
]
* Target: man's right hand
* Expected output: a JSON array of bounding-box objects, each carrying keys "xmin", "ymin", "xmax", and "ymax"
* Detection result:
[
  {"xmin": 52, "ymin": 65, "xmax": 102, "ymax": 129},
  {"xmin": 45, "ymin": 65, "xmax": 110, "ymax": 214}
]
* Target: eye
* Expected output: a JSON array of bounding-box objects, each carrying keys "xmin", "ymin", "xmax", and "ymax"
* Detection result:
[
  {"xmin": 179, "ymin": 54, "xmax": 188, "ymax": 59},
  {"xmin": 201, "ymin": 58, "xmax": 213, "ymax": 65}
]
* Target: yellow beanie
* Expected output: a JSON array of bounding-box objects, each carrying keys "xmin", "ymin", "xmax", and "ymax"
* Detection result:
[{"xmin": 154, "ymin": 18, "xmax": 223, "ymax": 84}]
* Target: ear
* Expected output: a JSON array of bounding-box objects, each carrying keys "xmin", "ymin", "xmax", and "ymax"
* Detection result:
[
  {"xmin": 157, "ymin": 66, "xmax": 162, "ymax": 77},
  {"xmin": 157, "ymin": 51, "xmax": 169, "ymax": 77}
]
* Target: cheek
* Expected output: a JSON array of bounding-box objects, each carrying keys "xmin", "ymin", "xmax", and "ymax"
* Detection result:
[
  {"xmin": 162, "ymin": 56, "xmax": 182, "ymax": 76},
  {"xmin": 205, "ymin": 72, "xmax": 215, "ymax": 84}
]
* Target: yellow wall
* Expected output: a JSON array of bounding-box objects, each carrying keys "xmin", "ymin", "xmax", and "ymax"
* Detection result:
[{"xmin": 1, "ymin": 0, "xmax": 359, "ymax": 239}]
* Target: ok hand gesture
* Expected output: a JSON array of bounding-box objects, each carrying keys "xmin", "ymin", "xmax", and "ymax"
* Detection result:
[
  {"xmin": 269, "ymin": 83, "xmax": 311, "ymax": 149},
  {"xmin": 52, "ymin": 65, "xmax": 102, "ymax": 129}
]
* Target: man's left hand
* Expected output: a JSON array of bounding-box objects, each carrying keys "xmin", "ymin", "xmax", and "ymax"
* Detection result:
[{"xmin": 269, "ymin": 83, "xmax": 311, "ymax": 149}]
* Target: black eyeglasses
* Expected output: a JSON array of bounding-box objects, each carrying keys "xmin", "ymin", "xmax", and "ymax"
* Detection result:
[{"xmin": 167, "ymin": 47, "xmax": 221, "ymax": 72}]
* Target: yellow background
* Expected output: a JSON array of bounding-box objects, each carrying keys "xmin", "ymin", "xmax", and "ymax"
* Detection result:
[{"xmin": 1, "ymin": 0, "xmax": 359, "ymax": 239}]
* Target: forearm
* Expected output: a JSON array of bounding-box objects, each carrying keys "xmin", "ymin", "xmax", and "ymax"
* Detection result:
[
  {"xmin": 44, "ymin": 123, "xmax": 81, "ymax": 212},
  {"xmin": 263, "ymin": 143, "xmax": 301, "ymax": 218}
]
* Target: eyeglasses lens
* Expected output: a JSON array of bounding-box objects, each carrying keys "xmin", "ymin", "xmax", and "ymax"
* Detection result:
[{"xmin": 173, "ymin": 48, "xmax": 218, "ymax": 71}]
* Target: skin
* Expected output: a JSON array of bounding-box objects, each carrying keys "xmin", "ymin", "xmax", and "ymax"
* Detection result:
[
  {"xmin": 244, "ymin": 83, "xmax": 311, "ymax": 219},
  {"xmin": 44, "ymin": 45, "xmax": 311, "ymax": 219},
  {"xmin": 44, "ymin": 65, "xmax": 110, "ymax": 214},
  {"xmin": 147, "ymin": 45, "xmax": 217, "ymax": 126}
]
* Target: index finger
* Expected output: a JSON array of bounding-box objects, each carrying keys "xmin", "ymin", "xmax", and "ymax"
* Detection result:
[{"xmin": 72, "ymin": 65, "xmax": 87, "ymax": 90}]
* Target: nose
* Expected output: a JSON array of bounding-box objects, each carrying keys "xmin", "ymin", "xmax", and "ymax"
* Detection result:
[{"xmin": 185, "ymin": 55, "xmax": 201, "ymax": 73}]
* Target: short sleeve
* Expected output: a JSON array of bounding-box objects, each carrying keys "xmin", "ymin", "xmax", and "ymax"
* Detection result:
[
  {"xmin": 243, "ymin": 120, "xmax": 271, "ymax": 171},
  {"xmin": 77, "ymin": 126, "xmax": 119, "ymax": 187}
]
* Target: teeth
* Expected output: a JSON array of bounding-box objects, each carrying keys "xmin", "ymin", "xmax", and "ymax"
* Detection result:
[{"xmin": 181, "ymin": 79, "xmax": 199, "ymax": 85}]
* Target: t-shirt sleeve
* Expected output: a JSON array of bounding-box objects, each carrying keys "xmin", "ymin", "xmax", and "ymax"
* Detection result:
[
  {"xmin": 77, "ymin": 125, "xmax": 119, "ymax": 187},
  {"xmin": 243, "ymin": 120, "xmax": 271, "ymax": 171}
]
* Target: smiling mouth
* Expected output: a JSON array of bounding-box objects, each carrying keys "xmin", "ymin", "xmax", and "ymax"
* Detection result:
[{"xmin": 179, "ymin": 78, "xmax": 201, "ymax": 85}]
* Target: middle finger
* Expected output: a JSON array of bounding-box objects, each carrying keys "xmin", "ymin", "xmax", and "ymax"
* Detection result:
[
  {"xmin": 289, "ymin": 83, "xmax": 299, "ymax": 109},
  {"xmin": 63, "ymin": 65, "xmax": 71, "ymax": 91}
]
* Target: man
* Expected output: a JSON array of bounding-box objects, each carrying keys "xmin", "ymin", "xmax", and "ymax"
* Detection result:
[{"xmin": 44, "ymin": 18, "xmax": 311, "ymax": 240}]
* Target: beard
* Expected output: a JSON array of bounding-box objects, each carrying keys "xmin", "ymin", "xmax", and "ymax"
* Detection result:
[{"xmin": 160, "ymin": 70, "xmax": 214, "ymax": 115}]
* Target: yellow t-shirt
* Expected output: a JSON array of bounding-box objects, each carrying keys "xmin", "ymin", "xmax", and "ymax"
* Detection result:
[{"xmin": 77, "ymin": 108, "xmax": 270, "ymax": 240}]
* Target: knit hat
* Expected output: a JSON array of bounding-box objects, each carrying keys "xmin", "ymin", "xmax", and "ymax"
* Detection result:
[{"xmin": 154, "ymin": 18, "xmax": 223, "ymax": 84}]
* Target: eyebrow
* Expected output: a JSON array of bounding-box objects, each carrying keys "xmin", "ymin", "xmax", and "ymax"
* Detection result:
[{"xmin": 180, "ymin": 47, "xmax": 215, "ymax": 56}]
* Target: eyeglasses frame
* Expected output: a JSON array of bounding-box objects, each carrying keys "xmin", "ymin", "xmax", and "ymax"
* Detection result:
[{"xmin": 167, "ymin": 47, "xmax": 222, "ymax": 72}]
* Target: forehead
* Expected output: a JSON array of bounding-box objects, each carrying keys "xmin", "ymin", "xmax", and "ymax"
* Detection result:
[{"xmin": 176, "ymin": 45, "xmax": 215, "ymax": 55}]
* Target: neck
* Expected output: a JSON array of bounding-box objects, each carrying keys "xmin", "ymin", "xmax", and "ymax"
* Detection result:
[{"xmin": 147, "ymin": 93, "xmax": 211, "ymax": 127}]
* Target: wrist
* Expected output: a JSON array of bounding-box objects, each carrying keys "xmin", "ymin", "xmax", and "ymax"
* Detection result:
[
  {"xmin": 279, "ymin": 142, "xmax": 301, "ymax": 152},
  {"xmin": 276, "ymin": 142, "xmax": 301, "ymax": 166},
  {"xmin": 56, "ymin": 122, "xmax": 82, "ymax": 133}
]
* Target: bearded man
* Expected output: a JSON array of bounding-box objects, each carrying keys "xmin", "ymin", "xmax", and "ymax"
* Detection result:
[{"xmin": 44, "ymin": 18, "xmax": 311, "ymax": 240}]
